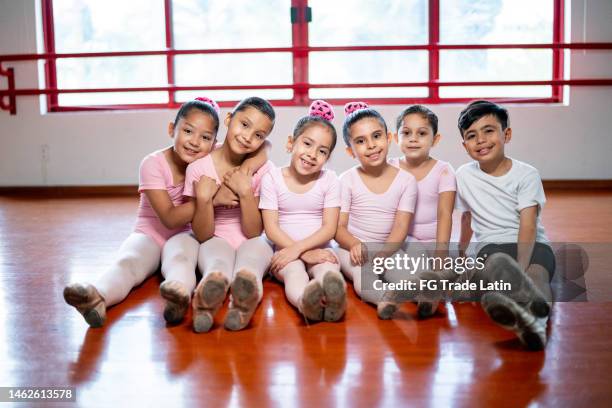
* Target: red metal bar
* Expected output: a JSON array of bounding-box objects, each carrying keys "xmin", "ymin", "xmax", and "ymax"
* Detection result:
[
  {"xmin": 2, "ymin": 42, "xmax": 611, "ymax": 63},
  {"xmin": 429, "ymin": 0, "xmax": 440, "ymax": 102},
  {"xmin": 552, "ymin": 0, "xmax": 565, "ymax": 101},
  {"xmin": 41, "ymin": 0, "xmax": 58, "ymax": 111},
  {"xmin": 291, "ymin": 0, "xmax": 310, "ymax": 104},
  {"xmin": 2, "ymin": 78, "xmax": 610, "ymax": 98},
  {"xmin": 164, "ymin": 0, "xmax": 175, "ymax": 105}
]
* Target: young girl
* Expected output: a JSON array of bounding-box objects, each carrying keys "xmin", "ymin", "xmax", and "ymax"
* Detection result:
[
  {"xmin": 63, "ymin": 97, "xmax": 220, "ymax": 328},
  {"xmin": 333, "ymin": 102, "xmax": 418, "ymax": 313},
  {"xmin": 384, "ymin": 105, "xmax": 457, "ymax": 319},
  {"xmin": 259, "ymin": 100, "xmax": 346, "ymax": 323},
  {"xmin": 183, "ymin": 97, "xmax": 276, "ymax": 333}
]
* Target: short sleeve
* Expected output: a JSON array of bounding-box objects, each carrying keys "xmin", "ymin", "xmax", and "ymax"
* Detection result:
[
  {"xmin": 454, "ymin": 191, "xmax": 469, "ymax": 212},
  {"xmin": 251, "ymin": 161, "xmax": 272, "ymax": 197},
  {"xmin": 183, "ymin": 160, "xmax": 204, "ymax": 197},
  {"xmin": 438, "ymin": 163, "xmax": 457, "ymax": 193},
  {"xmin": 517, "ymin": 168, "xmax": 546, "ymax": 212},
  {"xmin": 398, "ymin": 174, "xmax": 418, "ymax": 213},
  {"xmin": 258, "ymin": 172, "xmax": 278, "ymax": 210},
  {"xmin": 139, "ymin": 154, "xmax": 168, "ymax": 192},
  {"xmin": 339, "ymin": 174, "xmax": 352, "ymax": 213},
  {"xmin": 323, "ymin": 172, "xmax": 341, "ymax": 208}
]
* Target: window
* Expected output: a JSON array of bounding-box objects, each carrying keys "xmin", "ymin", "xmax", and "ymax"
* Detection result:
[{"xmin": 41, "ymin": 0, "xmax": 564, "ymax": 111}]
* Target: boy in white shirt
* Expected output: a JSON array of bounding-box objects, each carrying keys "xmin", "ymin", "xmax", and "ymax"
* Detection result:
[{"xmin": 455, "ymin": 100, "xmax": 554, "ymax": 351}]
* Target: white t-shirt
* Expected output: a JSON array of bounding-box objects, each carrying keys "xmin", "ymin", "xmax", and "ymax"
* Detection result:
[{"xmin": 455, "ymin": 158, "xmax": 549, "ymax": 246}]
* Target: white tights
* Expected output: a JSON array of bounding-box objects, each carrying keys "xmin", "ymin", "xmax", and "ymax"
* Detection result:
[{"xmin": 94, "ymin": 232, "xmax": 199, "ymax": 306}]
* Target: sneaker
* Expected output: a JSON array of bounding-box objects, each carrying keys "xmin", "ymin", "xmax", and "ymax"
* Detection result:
[
  {"xmin": 482, "ymin": 291, "xmax": 547, "ymax": 351},
  {"xmin": 484, "ymin": 253, "xmax": 550, "ymax": 318},
  {"xmin": 159, "ymin": 280, "xmax": 191, "ymax": 325},
  {"xmin": 224, "ymin": 270, "xmax": 260, "ymax": 331},
  {"xmin": 192, "ymin": 272, "xmax": 228, "ymax": 333},
  {"xmin": 63, "ymin": 283, "xmax": 106, "ymax": 328},
  {"xmin": 322, "ymin": 271, "xmax": 346, "ymax": 322}
]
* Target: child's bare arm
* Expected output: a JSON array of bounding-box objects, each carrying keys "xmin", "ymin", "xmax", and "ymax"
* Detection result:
[
  {"xmin": 144, "ymin": 190, "xmax": 195, "ymax": 230},
  {"xmin": 335, "ymin": 212, "xmax": 360, "ymax": 251},
  {"xmin": 435, "ymin": 191, "xmax": 456, "ymax": 255},
  {"xmin": 240, "ymin": 140, "xmax": 270, "ymax": 176},
  {"xmin": 262, "ymin": 210, "xmax": 296, "ymax": 249},
  {"xmin": 517, "ymin": 205, "xmax": 538, "ymax": 271},
  {"xmin": 378, "ymin": 211, "xmax": 412, "ymax": 257},
  {"xmin": 459, "ymin": 211, "xmax": 472, "ymax": 255},
  {"xmin": 190, "ymin": 176, "xmax": 219, "ymax": 242}
]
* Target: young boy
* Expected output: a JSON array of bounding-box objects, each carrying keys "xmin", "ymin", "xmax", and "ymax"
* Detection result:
[{"xmin": 455, "ymin": 100, "xmax": 555, "ymax": 351}]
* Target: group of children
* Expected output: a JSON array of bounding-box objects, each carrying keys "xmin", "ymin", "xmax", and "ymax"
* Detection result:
[{"xmin": 64, "ymin": 96, "xmax": 554, "ymax": 351}]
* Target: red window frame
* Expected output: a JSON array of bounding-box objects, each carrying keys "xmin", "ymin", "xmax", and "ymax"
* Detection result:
[{"xmin": 3, "ymin": 0, "xmax": 580, "ymax": 113}]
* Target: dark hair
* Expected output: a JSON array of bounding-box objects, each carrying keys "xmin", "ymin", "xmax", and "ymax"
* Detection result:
[
  {"xmin": 396, "ymin": 104, "xmax": 438, "ymax": 135},
  {"xmin": 231, "ymin": 96, "xmax": 276, "ymax": 127},
  {"xmin": 173, "ymin": 99, "xmax": 220, "ymax": 131},
  {"xmin": 293, "ymin": 117, "xmax": 338, "ymax": 153},
  {"xmin": 458, "ymin": 100, "xmax": 509, "ymax": 138},
  {"xmin": 342, "ymin": 108, "xmax": 388, "ymax": 146}
]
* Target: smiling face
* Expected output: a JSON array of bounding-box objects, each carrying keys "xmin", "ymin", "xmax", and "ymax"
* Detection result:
[
  {"xmin": 346, "ymin": 117, "xmax": 391, "ymax": 168},
  {"xmin": 396, "ymin": 113, "xmax": 439, "ymax": 162},
  {"xmin": 461, "ymin": 114, "xmax": 512, "ymax": 165},
  {"xmin": 287, "ymin": 124, "xmax": 334, "ymax": 177},
  {"xmin": 168, "ymin": 109, "xmax": 217, "ymax": 164},
  {"xmin": 224, "ymin": 106, "xmax": 274, "ymax": 155}
]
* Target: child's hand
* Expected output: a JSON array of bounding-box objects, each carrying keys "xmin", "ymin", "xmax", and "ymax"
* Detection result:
[
  {"xmin": 300, "ymin": 249, "xmax": 338, "ymax": 266},
  {"xmin": 194, "ymin": 176, "xmax": 219, "ymax": 202},
  {"xmin": 270, "ymin": 245, "xmax": 302, "ymax": 274},
  {"xmin": 213, "ymin": 184, "xmax": 239, "ymax": 208},
  {"xmin": 223, "ymin": 168, "xmax": 253, "ymax": 197},
  {"xmin": 350, "ymin": 242, "xmax": 366, "ymax": 266}
]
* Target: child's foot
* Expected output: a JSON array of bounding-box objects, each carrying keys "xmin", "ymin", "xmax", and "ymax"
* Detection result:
[
  {"xmin": 63, "ymin": 283, "xmax": 106, "ymax": 328},
  {"xmin": 160, "ymin": 280, "xmax": 191, "ymax": 325},
  {"xmin": 484, "ymin": 253, "xmax": 550, "ymax": 318},
  {"xmin": 417, "ymin": 270, "xmax": 444, "ymax": 319},
  {"xmin": 322, "ymin": 271, "xmax": 346, "ymax": 322},
  {"xmin": 377, "ymin": 301, "xmax": 398, "ymax": 320},
  {"xmin": 192, "ymin": 272, "xmax": 228, "ymax": 333},
  {"xmin": 224, "ymin": 270, "xmax": 260, "ymax": 331},
  {"xmin": 376, "ymin": 289, "xmax": 400, "ymax": 319},
  {"xmin": 481, "ymin": 291, "xmax": 548, "ymax": 351},
  {"xmin": 299, "ymin": 280, "xmax": 325, "ymax": 322}
]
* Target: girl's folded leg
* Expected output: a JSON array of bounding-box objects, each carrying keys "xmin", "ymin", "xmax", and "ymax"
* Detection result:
[
  {"xmin": 334, "ymin": 247, "xmax": 382, "ymax": 306},
  {"xmin": 309, "ymin": 250, "xmax": 346, "ymax": 322},
  {"xmin": 192, "ymin": 237, "xmax": 235, "ymax": 333},
  {"xmin": 224, "ymin": 237, "xmax": 273, "ymax": 331},
  {"xmin": 160, "ymin": 232, "xmax": 200, "ymax": 324},
  {"xmin": 64, "ymin": 232, "xmax": 161, "ymax": 327}
]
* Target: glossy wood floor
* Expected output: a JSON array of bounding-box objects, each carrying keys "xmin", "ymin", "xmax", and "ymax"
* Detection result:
[{"xmin": 1, "ymin": 190, "xmax": 611, "ymax": 407}]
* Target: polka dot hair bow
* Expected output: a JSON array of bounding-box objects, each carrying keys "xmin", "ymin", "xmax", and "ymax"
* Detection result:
[
  {"xmin": 309, "ymin": 100, "xmax": 335, "ymax": 121},
  {"xmin": 195, "ymin": 96, "xmax": 220, "ymax": 114}
]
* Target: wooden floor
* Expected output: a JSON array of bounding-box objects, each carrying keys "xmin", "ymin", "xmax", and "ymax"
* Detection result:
[{"xmin": 1, "ymin": 190, "xmax": 611, "ymax": 407}]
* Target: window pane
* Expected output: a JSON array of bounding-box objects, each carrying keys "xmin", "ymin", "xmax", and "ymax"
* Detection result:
[
  {"xmin": 440, "ymin": 49, "xmax": 552, "ymax": 81},
  {"xmin": 172, "ymin": 0, "xmax": 292, "ymax": 49},
  {"xmin": 175, "ymin": 53, "xmax": 292, "ymax": 88},
  {"xmin": 440, "ymin": 0, "xmax": 553, "ymax": 44},
  {"xmin": 440, "ymin": 86, "xmax": 551, "ymax": 98},
  {"xmin": 310, "ymin": 51, "xmax": 428, "ymax": 84},
  {"xmin": 53, "ymin": 0, "xmax": 166, "ymax": 52},
  {"xmin": 440, "ymin": 49, "xmax": 552, "ymax": 98},
  {"xmin": 56, "ymin": 56, "xmax": 168, "ymax": 105},
  {"xmin": 310, "ymin": 87, "xmax": 428, "ymax": 99},
  {"xmin": 177, "ymin": 89, "xmax": 293, "ymax": 103},
  {"xmin": 309, "ymin": 0, "xmax": 427, "ymax": 46}
]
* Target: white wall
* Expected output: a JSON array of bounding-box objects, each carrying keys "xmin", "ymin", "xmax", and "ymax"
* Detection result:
[{"xmin": 0, "ymin": 0, "xmax": 611, "ymax": 186}]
